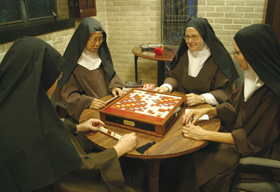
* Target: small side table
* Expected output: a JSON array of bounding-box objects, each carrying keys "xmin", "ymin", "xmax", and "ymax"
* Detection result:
[{"xmin": 132, "ymin": 46, "xmax": 179, "ymax": 86}]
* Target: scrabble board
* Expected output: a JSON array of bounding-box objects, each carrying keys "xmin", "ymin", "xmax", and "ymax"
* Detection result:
[{"xmin": 99, "ymin": 89, "xmax": 185, "ymax": 137}]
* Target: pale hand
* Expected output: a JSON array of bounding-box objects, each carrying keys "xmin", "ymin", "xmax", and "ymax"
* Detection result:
[
  {"xmin": 182, "ymin": 108, "xmax": 208, "ymax": 125},
  {"xmin": 185, "ymin": 93, "xmax": 203, "ymax": 106},
  {"xmin": 154, "ymin": 86, "xmax": 169, "ymax": 93},
  {"xmin": 112, "ymin": 88, "xmax": 123, "ymax": 96},
  {"xmin": 77, "ymin": 118, "xmax": 105, "ymax": 133},
  {"xmin": 182, "ymin": 124, "xmax": 208, "ymax": 140},
  {"xmin": 90, "ymin": 98, "xmax": 106, "ymax": 109},
  {"xmin": 113, "ymin": 132, "xmax": 137, "ymax": 158}
]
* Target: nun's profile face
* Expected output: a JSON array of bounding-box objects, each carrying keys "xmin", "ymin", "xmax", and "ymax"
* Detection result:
[
  {"xmin": 184, "ymin": 28, "xmax": 202, "ymax": 52},
  {"xmin": 86, "ymin": 32, "xmax": 104, "ymax": 53},
  {"xmin": 233, "ymin": 41, "xmax": 249, "ymax": 71}
]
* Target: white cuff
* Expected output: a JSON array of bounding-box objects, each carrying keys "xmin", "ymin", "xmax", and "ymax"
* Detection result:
[
  {"xmin": 202, "ymin": 93, "xmax": 219, "ymax": 106},
  {"xmin": 160, "ymin": 83, "xmax": 172, "ymax": 93}
]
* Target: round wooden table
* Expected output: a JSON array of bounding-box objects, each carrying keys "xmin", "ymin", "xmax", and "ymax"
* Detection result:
[{"xmin": 80, "ymin": 95, "xmax": 220, "ymax": 192}]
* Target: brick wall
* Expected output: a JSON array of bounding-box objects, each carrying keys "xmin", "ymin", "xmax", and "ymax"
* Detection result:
[
  {"xmin": 94, "ymin": 0, "xmax": 162, "ymax": 85},
  {"xmin": 198, "ymin": 0, "xmax": 266, "ymax": 51},
  {"xmin": 0, "ymin": 0, "xmax": 267, "ymax": 85}
]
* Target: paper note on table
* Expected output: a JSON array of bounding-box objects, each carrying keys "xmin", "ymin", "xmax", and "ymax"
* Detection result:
[
  {"xmin": 142, "ymin": 51, "xmax": 156, "ymax": 56},
  {"xmin": 185, "ymin": 109, "xmax": 209, "ymax": 120}
]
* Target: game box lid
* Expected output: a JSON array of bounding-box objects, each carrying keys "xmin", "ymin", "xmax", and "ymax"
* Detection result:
[{"xmin": 99, "ymin": 89, "xmax": 186, "ymax": 137}]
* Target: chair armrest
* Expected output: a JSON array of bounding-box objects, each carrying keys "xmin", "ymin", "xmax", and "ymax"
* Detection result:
[
  {"xmin": 230, "ymin": 157, "xmax": 280, "ymax": 192},
  {"xmin": 239, "ymin": 157, "xmax": 280, "ymax": 170}
]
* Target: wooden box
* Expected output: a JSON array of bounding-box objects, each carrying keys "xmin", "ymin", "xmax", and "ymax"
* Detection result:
[{"xmin": 99, "ymin": 89, "xmax": 185, "ymax": 137}]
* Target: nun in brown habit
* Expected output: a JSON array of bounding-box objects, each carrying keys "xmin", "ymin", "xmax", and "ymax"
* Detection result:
[
  {"xmin": 0, "ymin": 36, "xmax": 137, "ymax": 192},
  {"xmin": 59, "ymin": 17, "xmax": 124, "ymax": 122},
  {"xmin": 175, "ymin": 24, "xmax": 280, "ymax": 192},
  {"xmin": 156, "ymin": 18, "xmax": 238, "ymax": 106},
  {"xmin": 57, "ymin": 18, "xmax": 149, "ymax": 191}
]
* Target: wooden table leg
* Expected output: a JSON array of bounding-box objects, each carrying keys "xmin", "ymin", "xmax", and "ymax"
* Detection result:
[
  {"xmin": 157, "ymin": 61, "xmax": 165, "ymax": 86},
  {"xmin": 134, "ymin": 55, "xmax": 138, "ymax": 82},
  {"xmin": 146, "ymin": 159, "xmax": 161, "ymax": 192}
]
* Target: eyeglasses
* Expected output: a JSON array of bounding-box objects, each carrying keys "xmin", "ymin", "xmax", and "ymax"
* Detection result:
[
  {"xmin": 88, "ymin": 37, "xmax": 105, "ymax": 43},
  {"xmin": 232, "ymin": 50, "xmax": 241, "ymax": 56},
  {"xmin": 183, "ymin": 35, "xmax": 201, "ymax": 41}
]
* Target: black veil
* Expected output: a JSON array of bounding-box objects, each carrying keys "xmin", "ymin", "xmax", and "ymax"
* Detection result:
[{"xmin": 0, "ymin": 37, "xmax": 82, "ymax": 191}]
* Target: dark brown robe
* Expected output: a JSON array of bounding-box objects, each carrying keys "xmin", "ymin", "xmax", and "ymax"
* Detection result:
[
  {"xmin": 164, "ymin": 52, "xmax": 234, "ymax": 104},
  {"xmin": 61, "ymin": 65, "xmax": 123, "ymax": 122},
  {"xmin": 178, "ymin": 85, "xmax": 280, "ymax": 192},
  {"xmin": 0, "ymin": 36, "xmax": 131, "ymax": 192},
  {"xmin": 33, "ymin": 119, "xmax": 134, "ymax": 192}
]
